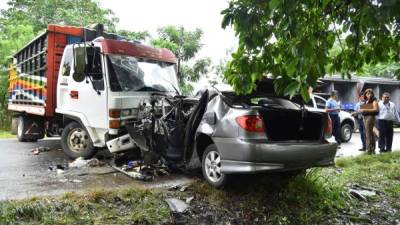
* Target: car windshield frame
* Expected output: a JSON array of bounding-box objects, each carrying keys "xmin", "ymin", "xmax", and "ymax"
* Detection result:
[{"xmin": 106, "ymin": 54, "xmax": 179, "ymax": 93}]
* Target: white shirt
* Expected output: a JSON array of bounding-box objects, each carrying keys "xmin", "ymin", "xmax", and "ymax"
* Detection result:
[{"xmin": 378, "ymin": 101, "xmax": 400, "ymax": 122}]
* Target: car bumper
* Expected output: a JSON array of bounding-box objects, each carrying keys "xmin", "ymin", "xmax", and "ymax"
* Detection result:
[{"xmin": 213, "ymin": 138, "xmax": 337, "ymax": 174}]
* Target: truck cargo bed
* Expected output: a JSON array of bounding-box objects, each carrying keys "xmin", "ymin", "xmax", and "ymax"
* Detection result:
[{"xmin": 7, "ymin": 24, "xmax": 119, "ymax": 117}]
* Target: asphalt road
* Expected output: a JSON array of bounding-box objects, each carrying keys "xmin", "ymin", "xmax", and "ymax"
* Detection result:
[
  {"xmin": 0, "ymin": 138, "xmax": 192, "ymax": 200},
  {"xmin": 0, "ymin": 132, "xmax": 398, "ymax": 200},
  {"xmin": 334, "ymin": 131, "xmax": 400, "ymax": 157}
]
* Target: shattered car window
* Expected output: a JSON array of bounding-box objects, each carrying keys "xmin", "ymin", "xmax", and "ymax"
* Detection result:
[{"xmin": 107, "ymin": 54, "xmax": 179, "ymax": 92}]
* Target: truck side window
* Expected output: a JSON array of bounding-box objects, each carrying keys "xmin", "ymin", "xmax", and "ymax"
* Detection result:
[
  {"xmin": 86, "ymin": 47, "xmax": 103, "ymax": 80},
  {"xmin": 62, "ymin": 48, "xmax": 73, "ymax": 76},
  {"xmin": 86, "ymin": 47, "xmax": 104, "ymax": 91}
]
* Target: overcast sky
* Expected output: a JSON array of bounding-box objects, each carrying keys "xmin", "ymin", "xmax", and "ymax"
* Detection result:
[
  {"xmin": 99, "ymin": 0, "xmax": 237, "ymax": 90},
  {"xmin": 99, "ymin": 0, "xmax": 237, "ymax": 63},
  {"xmin": 0, "ymin": 0, "xmax": 236, "ymax": 90}
]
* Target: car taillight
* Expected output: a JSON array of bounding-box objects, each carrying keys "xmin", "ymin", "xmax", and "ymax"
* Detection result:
[
  {"xmin": 236, "ymin": 115, "xmax": 265, "ymax": 133},
  {"xmin": 325, "ymin": 116, "xmax": 332, "ymax": 135}
]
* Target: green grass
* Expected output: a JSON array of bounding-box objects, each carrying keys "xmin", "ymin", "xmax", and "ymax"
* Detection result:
[
  {"xmin": 191, "ymin": 151, "xmax": 400, "ymax": 224},
  {"xmin": 0, "ymin": 131, "xmax": 14, "ymax": 139},
  {"xmin": 0, "ymin": 187, "xmax": 171, "ymax": 225},
  {"xmin": 0, "ymin": 151, "xmax": 399, "ymax": 224}
]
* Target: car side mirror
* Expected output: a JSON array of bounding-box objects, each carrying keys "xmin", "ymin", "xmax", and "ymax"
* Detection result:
[{"xmin": 73, "ymin": 47, "xmax": 86, "ymax": 82}]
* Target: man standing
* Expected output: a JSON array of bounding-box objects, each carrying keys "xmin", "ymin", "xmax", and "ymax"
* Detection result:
[
  {"xmin": 352, "ymin": 92, "xmax": 366, "ymax": 151},
  {"xmin": 377, "ymin": 92, "xmax": 400, "ymax": 153},
  {"xmin": 326, "ymin": 90, "xmax": 341, "ymax": 147}
]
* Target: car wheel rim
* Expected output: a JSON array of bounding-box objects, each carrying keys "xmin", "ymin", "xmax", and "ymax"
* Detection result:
[
  {"xmin": 67, "ymin": 128, "xmax": 90, "ymax": 153},
  {"xmin": 205, "ymin": 150, "xmax": 222, "ymax": 183},
  {"xmin": 344, "ymin": 127, "xmax": 351, "ymax": 140}
]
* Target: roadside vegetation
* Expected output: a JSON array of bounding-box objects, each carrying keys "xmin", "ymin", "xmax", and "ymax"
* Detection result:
[
  {"xmin": 0, "ymin": 130, "xmax": 14, "ymax": 139},
  {"xmin": 0, "ymin": 151, "xmax": 399, "ymax": 225}
]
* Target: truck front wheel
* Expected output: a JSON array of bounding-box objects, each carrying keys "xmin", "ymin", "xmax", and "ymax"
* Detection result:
[{"xmin": 61, "ymin": 122, "xmax": 98, "ymax": 159}]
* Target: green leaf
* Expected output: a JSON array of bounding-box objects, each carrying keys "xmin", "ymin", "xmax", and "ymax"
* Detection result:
[
  {"xmin": 269, "ymin": 0, "xmax": 280, "ymax": 10},
  {"xmin": 287, "ymin": 60, "xmax": 297, "ymax": 77}
]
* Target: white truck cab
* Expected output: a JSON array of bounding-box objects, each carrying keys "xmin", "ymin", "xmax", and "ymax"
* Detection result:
[{"xmin": 55, "ymin": 39, "xmax": 178, "ymax": 158}]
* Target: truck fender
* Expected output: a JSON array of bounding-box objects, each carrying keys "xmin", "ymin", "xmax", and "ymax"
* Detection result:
[{"xmin": 61, "ymin": 112, "xmax": 103, "ymax": 147}]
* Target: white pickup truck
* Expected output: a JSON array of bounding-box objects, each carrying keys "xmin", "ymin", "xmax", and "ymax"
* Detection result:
[{"xmin": 307, "ymin": 94, "xmax": 355, "ymax": 142}]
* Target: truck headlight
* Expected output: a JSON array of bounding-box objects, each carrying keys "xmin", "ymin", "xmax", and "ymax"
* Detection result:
[
  {"xmin": 121, "ymin": 109, "xmax": 131, "ymax": 117},
  {"xmin": 121, "ymin": 108, "xmax": 138, "ymax": 117}
]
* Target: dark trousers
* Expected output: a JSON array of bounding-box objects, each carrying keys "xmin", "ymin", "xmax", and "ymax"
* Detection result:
[
  {"xmin": 357, "ymin": 118, "xmax": 366, "ymax": 149},
  {"xmin": 378, "ymin": 119, "xmax": 393, "ymax": 152},
  {"xmin": 330, "ymin": 114, "xmax": 341, "ymax": 145}
]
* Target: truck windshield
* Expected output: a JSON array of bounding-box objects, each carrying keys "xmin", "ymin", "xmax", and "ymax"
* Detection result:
[{"xmin": 107, "ymin": 54, "xmax": 179, "ymax": 93}]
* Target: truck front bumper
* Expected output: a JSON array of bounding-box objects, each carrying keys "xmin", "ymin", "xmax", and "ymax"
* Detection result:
[{"xmin": 213, "ymin": 138, "xmax": 337, "ymax": 174}]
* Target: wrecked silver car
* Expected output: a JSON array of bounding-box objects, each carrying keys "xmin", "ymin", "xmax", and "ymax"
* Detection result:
[{"xmin": 108, "ymin": 81, "xmax": 337, "ymax": 188}]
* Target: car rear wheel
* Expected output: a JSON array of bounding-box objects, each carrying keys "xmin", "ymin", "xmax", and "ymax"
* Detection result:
[
  {"xmin": 61, "ymin": 122, "xmax": 97, "ymax": 159},
  {"xmin": 341, "ymin": 123, "xmax": 353, "ymax": 143},
  {"xmin": 202, "ymin": 144, "xmax": 229, "ymax": 188}
]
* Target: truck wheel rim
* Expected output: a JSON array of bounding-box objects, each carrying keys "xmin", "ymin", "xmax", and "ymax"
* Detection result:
[
  {"xmin": 205, "ymin": 150, "xmax": 222, "ymax": 183},
  {"xmin": 67, "ymin": 128, "xmax": 89, "ymax": 153}
]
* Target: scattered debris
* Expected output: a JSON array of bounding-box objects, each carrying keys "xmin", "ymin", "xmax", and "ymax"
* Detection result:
[
  {"xmin": 349, "ymin": 184, "xmax": 378, "ymax": 201},
  {"xmin": 127, "ymin": 160, "xmax": 141, "ymax": 169},
  {"xmin": 58, "ymin": 178, "xmax": 82, "ymax": 183},
  {"xmin": 165, "ymin": 198, "xmax": 189, "ymax": 213},
  {"xmin": 31, "ymin": 147, "xmax": 51, "ymax": 155},
  {"xmin": 180, "ymin": 185, "xmax": 188, "ymax": 192},
  {"xmin": 110, "ymin": 164, "xmax": 153, "ymax": 181},
  {"xmin": 69, "ymin": 157, "xmax": 104, "ymax": 168},
  {"xmin": 186, "ymin": 196, "xmax": 194, "ymax": 204},
  {"xmin": 168, "ymin": 185, "xmax": 180, "ymax": 191},
  {"xmin": 48, "ymin": 164, "xmax": 66, "ymax": 172},
  {"xmin": 56, "ymin": 168, "xmax": 64, "ymax": 174}
]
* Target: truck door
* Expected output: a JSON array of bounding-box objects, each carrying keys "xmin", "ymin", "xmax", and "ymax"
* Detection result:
[{"xmin": 58, "ymin": 46, "xmax": 108, "ymax": 132}]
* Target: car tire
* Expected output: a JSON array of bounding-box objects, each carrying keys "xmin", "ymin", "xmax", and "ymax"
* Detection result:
[
  {"xmin": 61, "ymin": 122, "xmax": 97, "ymax": 159},
  {"xmin": 202, "ymin": 144, "xmax": 229, "ymax": 188},
  {"xmin": 340, "ymin": 123, "xmax": 353, "ymax": 143}
]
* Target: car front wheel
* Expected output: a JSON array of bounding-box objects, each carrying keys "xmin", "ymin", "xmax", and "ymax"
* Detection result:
[
  {"xmin": 202, "ymin": 144, "xmax": 229, "ymax": 188},
  {"xmin": 341, "ymin": 123, "xmax": 353, "ymax": 143}
]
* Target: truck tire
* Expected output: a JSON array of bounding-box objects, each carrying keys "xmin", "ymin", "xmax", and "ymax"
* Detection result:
[
  {"xmin": 340, "ymin": 123, "xmax": 353, "ymax": 143},
  {"xmin": 11, "ymin": 117, "xmax": 18, "ymax": 135},
  {"xmin": 202, "ymin": 144, "xmax": 229, "ymax": 188},
  {"xmin": 16, "ymin": 116, "xmax": 42, "ymax": 142},
  {"xmin": 61, "ymin": 121, "xmax": 98, "ymax": 159}
]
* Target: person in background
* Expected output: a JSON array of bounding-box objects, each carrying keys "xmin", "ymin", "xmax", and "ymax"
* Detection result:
[
  {"xmin": 359, "ymin": 89, "xmax": 379, "ymax": 154},
  {"xmin": 352, "ymin": 92, "xmax": 366, "ymax": 151},
  {"xmin": 377, "ymin": 92, "xmax": 400, "ymax": 153},
  {"xmin": 325, "ymin": 90, "xmax": 341, "ymax": 148}
]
